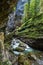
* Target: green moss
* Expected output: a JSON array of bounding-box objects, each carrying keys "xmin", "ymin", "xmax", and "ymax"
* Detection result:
[
  {"xmin": 3, "ymin": 60, "xmax": 12, "ymax": 65},
  {"xmin": 18, "ymin": 54, "xmax": 31, "ymax": 65}
]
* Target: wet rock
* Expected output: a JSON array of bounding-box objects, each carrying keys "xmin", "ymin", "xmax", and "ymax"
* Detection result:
[
  {"xmin": 14, "ymin": 47, "xmax": 25, "ymax": 52},
  {"xmin": 11, "ymin": 38, "xmax": 30, "ymax": 55}
]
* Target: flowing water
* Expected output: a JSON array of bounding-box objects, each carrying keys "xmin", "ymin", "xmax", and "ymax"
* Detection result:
[{"xmin": 11, "ymin": 38, "xmax": 43, "ymax": 65}]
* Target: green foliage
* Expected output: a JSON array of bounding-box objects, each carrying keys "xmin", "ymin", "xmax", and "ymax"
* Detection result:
[
  {"xmin": 0, "ymin": 60, "xmax": 12, "ymax": 65},
  {"xmin": 40, "ymin": 0, "xmax": 43, "ymax": 13},
  {"xmin": 22, "ymin": 2, "xmax": 30, "ymax": 22},
  {"xmin": 3, "ymin": 60, "xmax": 12, "ymax": 65},
  {"xmin": 29, "ymin": 0, "xmax": 36, "ymax": 17},
  {"xmin": 15, "ymin": 0, "xmax": 43, "ymax": 39}
]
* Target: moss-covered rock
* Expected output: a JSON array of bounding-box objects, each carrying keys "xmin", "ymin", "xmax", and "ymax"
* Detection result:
[{"xmin": 18, "ymin": 53, "xmax": 31, "ymax": 65}]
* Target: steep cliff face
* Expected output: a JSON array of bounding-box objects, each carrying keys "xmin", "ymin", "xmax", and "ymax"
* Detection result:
[{"xmin": 0, "ymin": 0, "xmax": 18, "ymax": 28}]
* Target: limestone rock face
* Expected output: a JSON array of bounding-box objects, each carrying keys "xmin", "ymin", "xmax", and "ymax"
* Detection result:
[{"xmin": 0, "ymin": 0, "xmax": 18, "ymax": 28}]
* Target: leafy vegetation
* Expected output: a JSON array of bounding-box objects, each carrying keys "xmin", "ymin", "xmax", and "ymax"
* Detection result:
[{"xmin": 15, "ymin": 0, "xmax": 43, "ymax": 39}]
